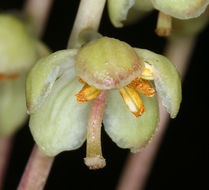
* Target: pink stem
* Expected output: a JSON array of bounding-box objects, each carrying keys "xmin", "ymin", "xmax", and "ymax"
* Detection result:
[
  {"xmin": 24, "ymin": 0, "xmax": 53, "ymax": 37},
  {"xmin": 17, "ymin": 145, "xmax": 54, "ymax": 190},
  {"xmin": 117, "ymin": 37, "xmax": 196, "ymax": 190},
  {"xmin": 0, "ymin": 136, "xmax": 13, "ymax": 189}
]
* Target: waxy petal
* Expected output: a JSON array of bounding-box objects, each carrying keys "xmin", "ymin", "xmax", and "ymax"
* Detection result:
[
  {"xmin": 103, "ymin": 90, "xmax": 159, "ymax": 153},
  {"xmin": 0, "ymin": 75, "xmax": 27, "ymax": 136},
  {"xmin": 135, "ymin": 48, "xmax": 182, "ymax": 118},
  {"xmin": 29, "ymin": 77, "xmax": 91, "ymax": 156},
  {"xmin": 26, "ymin": 49, "xmax": 77, "ymax": 114},
  {"xmin": 108, "ymin": 0, "xmax": 135, "ymax": 27}
]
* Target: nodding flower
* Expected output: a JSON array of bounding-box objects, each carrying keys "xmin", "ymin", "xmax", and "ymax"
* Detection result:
[{"xmin": 26, "ymin": 37, "xmax": 181, "ymax": 169}]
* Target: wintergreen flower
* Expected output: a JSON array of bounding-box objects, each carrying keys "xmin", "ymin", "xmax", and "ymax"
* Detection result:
[
  {"xmin": 0, "ymin": 13, "xmax": 49, "ymax": 136},
  {"xmin": 26, "ymin": 37, "xmax": 181, "ymax": 169}
]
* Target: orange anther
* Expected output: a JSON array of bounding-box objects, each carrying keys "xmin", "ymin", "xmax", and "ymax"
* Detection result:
[
  {"xmin": 128, "ymin": 77, "xmax": 155, "ymax": 97},
  {"xmin": 75, "ymin": 84, "xmax": 101, "ymax": 103},
  {"xmin": 78, "ymin": 77, "xmax": 86, "ymax": 84},
  {"xmin": 119, "ymin": 86, "xmax": 145, "ymax": 117}
]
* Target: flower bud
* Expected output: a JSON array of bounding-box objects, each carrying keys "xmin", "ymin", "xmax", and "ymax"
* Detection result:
[{"xmin": 75, "ymin": 37, "xmax": 143, "ymax": 90}]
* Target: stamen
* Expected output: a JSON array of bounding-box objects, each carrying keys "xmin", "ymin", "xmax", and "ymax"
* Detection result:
[
  {"xmin": 75, "ymin": 84, "xmax": 101, "ymax": 103},
  {"xmin": 141, "ymin": 62, "xmax": 154, "ymax": 80},
  {"xmin": 128, "ymin": 77, "xmax": 155, "ymax": 97},
  {"xmin": 155, "ymin": 11, "xmax": 172, "ymax": 37},
  {"xmin": 119, "ymin": 86, "xmax": 145, "ymax": 117},
  {"xmin": 0, "ymin": 73, "xmax": 19, "ymax": 80},
  {"xmin": 78, "ymin": 77, "xmax": 86, "ymax": 84},
  {"xmin": 84, "ymin": 91, "xmax": 108, "ymax": 169}
]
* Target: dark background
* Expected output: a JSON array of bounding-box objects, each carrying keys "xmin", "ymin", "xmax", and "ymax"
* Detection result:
[{"xmin": 1, "ymin": 0, "xmax": 209, "ymax": 189}]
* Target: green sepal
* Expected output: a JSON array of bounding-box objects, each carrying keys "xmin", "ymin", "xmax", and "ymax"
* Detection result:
[
  {"xmin": 103, "ymin": 90, "xmax": 159, "ymax": 153},
  {"xmin": 0, "ymin": 75, "xmax": 27, "ymax": 136},
  {"xmin": 29, "ymin": 77, "xmax": 91, "ymax": 156},
  {"xmin": 26, "ymin": 49, "xmax": 77, "ymax": 114},
  {"xmin": 135, "ymin": 48, "xmax": 182, "ymax": 118}
]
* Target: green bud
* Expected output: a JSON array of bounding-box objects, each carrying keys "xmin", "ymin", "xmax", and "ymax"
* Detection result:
[
  {"xmin": 151, "ymin": 0, "xmax": 209, "ymax": 19},
  {"xmin": 0, "ymin": 14, "xmax": 38, "ymax": 74},
  {"xmin": 75, "ymin": 37, "xmax": 143, "ymax": 90}
]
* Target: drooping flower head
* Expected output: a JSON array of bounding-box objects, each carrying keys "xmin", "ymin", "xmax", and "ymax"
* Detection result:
[{"xmin": 26, "ymin": 37, "xmax": 181, "ymax": 169}]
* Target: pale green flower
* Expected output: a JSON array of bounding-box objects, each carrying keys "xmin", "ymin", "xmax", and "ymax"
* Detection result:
[{"xmin": 26, "ymin": 37, "xmax": 181, "ymax": 169}]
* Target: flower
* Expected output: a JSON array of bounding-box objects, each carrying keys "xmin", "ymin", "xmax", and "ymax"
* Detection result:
[
  {"xmin": 107, "ymin": 0, "xmax": 209, "ymax": 36},
  {"xmin": 26, "ymin": 37, "xmax": 181, "ymax": 169},
  {"xmin": 0, "ymin": 13, "xmax": 49, "ymax": 136}
]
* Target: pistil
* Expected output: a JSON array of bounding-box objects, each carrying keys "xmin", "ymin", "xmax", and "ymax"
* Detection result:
[{"xmin": 84, "ymin": 90, "xmax": 108, "ymax": 169}]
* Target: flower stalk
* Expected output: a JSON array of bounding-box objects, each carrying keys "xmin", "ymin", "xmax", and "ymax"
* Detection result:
[
  {"xmin": 67, "ymin": 0, "xmax": 106, "ymax": 48},
  {"xmin": 24, "ymin": 0, "xmax": 54, "ymax": 37},
  {"xmin": 0, "ymin": 136, "xmax": 13, "ymax": 190},
  {"xmin": 84, "ymin": 91, "xmax": 108, "ymax": 169},
  {"xmin": 116, "ymin": 36, "xmax": 196, "ymax": 190},
  {"xmin": 17, "ymin": 145, "xmax": 54, "ymax": 190}
]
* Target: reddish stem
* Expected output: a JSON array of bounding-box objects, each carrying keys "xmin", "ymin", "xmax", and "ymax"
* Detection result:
[
  {"xmin": 17, "ymin": 145, "xmax": 54, "ymax": 190},
  {"xmin": 117, "ymin": 37, "xmax": 196, "ymax": 190},
  {"xmin": 0, "ymin": 136, "xmax": 13, "ymax": 189}
]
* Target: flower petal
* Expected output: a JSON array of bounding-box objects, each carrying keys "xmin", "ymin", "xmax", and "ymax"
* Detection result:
[
  {"xmin": 103, "ymin": 90, "xmax": 159, "ymax": 153},
  {"xmin": 29, "ymin": 77, "xmax": 91, "ymax": 156},
  {"xmin": 108, "ymin": 0, "xmax": 135, "ymax": 27},
  {"xmin": 26, "ymin": 49, "xmax": 77, "ymax": 114},
  {"xmin": 135, "ymin": 48, "xmax": 182, "ymax": 118},
  {"xmin": 0, "ymin": 75, "xmax": 27, "ymax": 136}
]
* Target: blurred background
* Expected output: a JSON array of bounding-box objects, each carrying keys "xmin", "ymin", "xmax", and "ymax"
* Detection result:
[{"xmin": 1, "ymin": 0, "xmax": 209, "ymax": 189}]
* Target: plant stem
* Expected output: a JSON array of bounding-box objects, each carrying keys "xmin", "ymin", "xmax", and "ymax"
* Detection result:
[
  {"xmin": 84, "ymin": 91, "xmax": 108, "ymax": 170},
  {"xmin": 0, "ymin": 136, "xmax": 13, "ymax": 190},
  {"xmin": 67, "ymin": 0, "xmax": 106, "ymax": 48},
  {"xmin": 17, "ymin": 145, "xmax": 54, "ymax": 190},
  {"xmin": 24, "ymin": 0, "xmax": 53, "ymax": 37},
  {"xmin": 116, "ymin": 37, "xmax": 196, "ymax": 190}
]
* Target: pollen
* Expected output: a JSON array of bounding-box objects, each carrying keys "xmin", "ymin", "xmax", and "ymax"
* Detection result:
[
  {"xmin": 128, "ymin": 77, "xmax": 155, "ymax": 97},
  {"xmin": 75, "ymin": 83, "xmax": 101, "ymax": 103}
]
